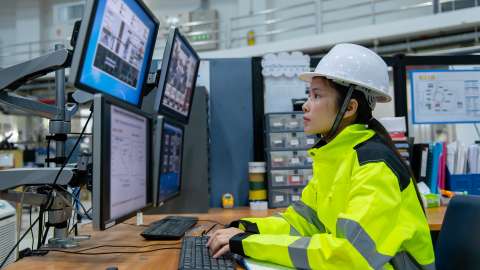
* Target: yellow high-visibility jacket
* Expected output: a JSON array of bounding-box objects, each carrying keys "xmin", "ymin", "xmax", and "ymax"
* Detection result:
[{"xmin": 229, "ymin": 124, "xmax": 435, "ymax": 270}]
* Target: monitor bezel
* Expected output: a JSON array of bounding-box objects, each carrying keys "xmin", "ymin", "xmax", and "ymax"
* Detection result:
[
  {"xmin": 93, "ymin": 94, "xmax": 153, "ymax": 230},
  {"xmin": 151, "ymin": 114, "xmax": 163, "ymax": 207},
  {"xmin": 69, "ymin": 0, "xmax": 159, "ymax": 108},
  {"xmin": 156, "ymin": 117, "xmax": 185, "ymax": 205},
  {"xmin": 156, "ymin": 28, "xmax": 200, "ymax": 124}
]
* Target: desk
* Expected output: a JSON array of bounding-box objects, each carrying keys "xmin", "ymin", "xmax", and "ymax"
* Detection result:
[{"xmin": 6, "ymin": 206, "xmax": 445, "ymax": 270}]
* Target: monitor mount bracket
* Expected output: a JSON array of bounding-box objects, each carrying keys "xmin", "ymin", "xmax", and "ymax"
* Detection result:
[{"xmin": 0, "ymin": 43, "xmax": 90, "ymax": 249}]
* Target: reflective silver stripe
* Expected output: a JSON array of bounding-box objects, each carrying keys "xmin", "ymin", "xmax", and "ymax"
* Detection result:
[
  {"xmin": 390, "ymin": 251, "xmax": 436, "ymax": 270},
  {"xmin": 272, "ymin": 212, "xmax": 282, "ymax": 218},
  {"xmin": 290, "ymin": 225, "xmax": 301, "ymax": 236},
  {"xmin": 423, "ymin": 263, "xmax": 436, "ymax": 270},
  {"xmin": 336, "ymin": 218, "xmax": 391, "ymax": 270},
  {"xmin": 291, "ymin": 200, "xmax": 326, "ymax": 233},
  {"xmin": 274, "ymin": 213, "xmax": 301, "ymax": 236},
  {"xmin": 288, "ymin": 237, "xmax": 311, "ymax": 269}
]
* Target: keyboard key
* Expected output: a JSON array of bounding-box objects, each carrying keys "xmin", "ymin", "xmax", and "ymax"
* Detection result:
[{"xmin": 179, "ymin": 236, "xmax": 235, "ymax": 270}]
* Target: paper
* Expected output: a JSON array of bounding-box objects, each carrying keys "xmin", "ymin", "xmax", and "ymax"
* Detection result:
[
  {"xmin": 446, "ymin": 142, "xmax": 457, "ymax": 173},
  {"xmin": 409, "ymin": 70, "xmax": 480, "ymax": 124},
  {"xmin": 290, "ymin": 139, "xmax": 299, "ymax": 146},
  {"xmin": 456, "ymin": 143, "xmax": 467, "ymax": 174},
  {"xmin": 290, "ymin": 175, "xmax": 300, "ymax": 183},
  {"xmin": 244, "ymin": 258, "xmax": 294, "ymax": 270},
  {"xmin": 420, "ymin": 148, "xmax": 429, "ymax": 178},
  {"xmin": 417, "ymin": 181, "xmax": 431, "ymax": 195},
  {"xmin": 306, "ymin": 138, "xmax": 315, "ymax": 145},
  {"xmin": 467, "ymin": 144, "xmax": 479, "ymax": 173}
]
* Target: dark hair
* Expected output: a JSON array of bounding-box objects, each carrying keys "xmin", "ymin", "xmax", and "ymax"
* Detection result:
[{"xmin": 328, "ymin": 80, "xmax": 426, "ymax": 212}]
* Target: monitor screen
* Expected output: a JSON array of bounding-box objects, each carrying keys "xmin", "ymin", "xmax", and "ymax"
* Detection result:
[
  {"xmin": 70, "ymin": 0, "xmax": 159, "ymax": 106},
  {"xmin": 157, "ymin": 28, "xmax": 200, "ymax": 123},
  {"xmin": 157, "ymin": 120, "xmax": 184, "ymax": 203},
  {"xmin": 109, "ymin": 105, "xmax": 148, "ymax": 219},
  {"xmin": 92, "ymin": 94, "xmax": 152, "ymax": 230}
]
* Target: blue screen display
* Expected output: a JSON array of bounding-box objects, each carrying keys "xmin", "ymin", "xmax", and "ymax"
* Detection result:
[
  {"xmin": 79, "ymin": 0, "xmax": 156, "ymax": 105},
  {"xmin": 158, "ymin": 122, "xmax": 183, "ymax": 202}
]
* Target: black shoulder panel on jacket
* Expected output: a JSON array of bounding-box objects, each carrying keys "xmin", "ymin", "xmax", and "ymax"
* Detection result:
[{"xmin": 354, "ymin": 135, "xmax": 410, "ymax": 191}]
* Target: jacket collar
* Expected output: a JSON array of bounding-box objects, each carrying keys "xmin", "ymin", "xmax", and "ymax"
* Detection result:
[{"xmin": 307, "ymin": 124, "xmax": 375, "ymax": 161}]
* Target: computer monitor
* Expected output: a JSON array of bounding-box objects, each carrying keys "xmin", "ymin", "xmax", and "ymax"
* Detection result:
[
  {"xmin": 151, "ymin": 117, "xmax": 184, "ymax": 206},
  {"xmin": 70, "ymin": 0, "xmax": 159, "ymax": 107},
  {"xmin": 92, "ymin": 94, "xmax": 152, "ymax": 230},
  {"xmin": 155, "ymin": 28, "xmax": 200, "ymax": 123}
]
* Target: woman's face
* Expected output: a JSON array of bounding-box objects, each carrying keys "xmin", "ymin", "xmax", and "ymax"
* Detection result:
[{"xmin": 302, "ymin": 77, "xmax": 339, "ymax": 135}]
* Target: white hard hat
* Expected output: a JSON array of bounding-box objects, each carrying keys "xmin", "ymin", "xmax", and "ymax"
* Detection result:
[{"xmin": 299, "ymin": 43, "xmax": 392, "ymax": 106}]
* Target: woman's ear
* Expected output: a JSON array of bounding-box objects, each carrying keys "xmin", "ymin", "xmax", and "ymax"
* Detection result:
[{"xmin": 344, "ymin": 98, "xmax": 358, "ymax": 119}]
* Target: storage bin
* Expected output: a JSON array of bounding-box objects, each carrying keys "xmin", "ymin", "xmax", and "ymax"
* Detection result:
[
  {"xmin": 447, "ymin": 173, "xmax": 480, "ymax": 195},
  {"xmin": 269, "ymin": 169, "xmax": 313, "ymax": 187},
  {"xmin": 269, "ymin": 188, "xmax": 304, "ymax": 208},
  {"xmin": 269, "ymin": 150, "xmax": 312, "ymax": 168},
  {"xmin": 266, "ymin": 113, "xmax": 304, "ymax": 132}
]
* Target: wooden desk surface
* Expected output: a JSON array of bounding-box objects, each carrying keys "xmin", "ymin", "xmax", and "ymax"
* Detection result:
[{"xmin": 6, "ymin": 206, "xmax": 445, "ymax": 270}]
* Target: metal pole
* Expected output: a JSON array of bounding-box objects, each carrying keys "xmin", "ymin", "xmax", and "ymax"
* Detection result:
[
  {"xmin": 55, "ymin": 43, "xmax": 66, "ymax": 161},
  {"xmin": 433, "ymin": 0, "xmax": 440, "ymax": 14},
  {"xmin": 47, "ymin": 43, "xmax": 76, "ymax": 248},
  {"xmin": 53, "ymin": 43, "xmax": 67, "ymax": 246}
]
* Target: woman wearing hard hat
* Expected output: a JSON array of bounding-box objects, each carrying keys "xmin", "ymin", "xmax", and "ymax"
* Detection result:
[{"xmin": 207, "ymin": 44, "xmax": 435, "ymax": 270}]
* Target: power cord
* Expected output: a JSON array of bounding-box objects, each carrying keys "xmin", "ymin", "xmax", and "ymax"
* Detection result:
[
  {"xmin": 61, "ymin": 242, "xmax": 181, "ymax": 253},
  {"xmin": 44, "ymin": 107, "xmax": 92, "ymax": 211},
  {"xmin": 29, "ymin": 206, "xmax": 34, "ymax": 250},
  {"xmin": 0, "ymin": 108, "xmax": 93, "ymax": 268},
  {"xmin": 54, "ymin": 185, "xmax": 92, "ymax": 220},
  {"xmin": 42, "ymin": 247, "xmax": 181, "ymax": 255},
  {"xmin": 39, "ymin": 108, "xmax": 92, "ymax": 247},
  {"xmin": 203, "ymin": 223, "xmax": 217, "ymax": 236},
  {"xmin": 197, "ymin": 220, "xmax": 226, "ymax": 226}
]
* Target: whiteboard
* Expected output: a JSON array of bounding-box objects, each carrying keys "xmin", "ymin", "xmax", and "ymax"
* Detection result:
[{"xmin": 410, "ymin": 70, "xmax": 480, "ymax": 124}]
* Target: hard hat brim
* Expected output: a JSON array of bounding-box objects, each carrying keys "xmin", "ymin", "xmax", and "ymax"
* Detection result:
[{"xmin": 298, "ymin": 71, "xmax": 392, "ymax": 103}]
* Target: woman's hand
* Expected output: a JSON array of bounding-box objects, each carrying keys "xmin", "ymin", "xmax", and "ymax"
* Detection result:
[{"xmin": 206, "ymin": 227, "xmax": 244, "ymax": 258}]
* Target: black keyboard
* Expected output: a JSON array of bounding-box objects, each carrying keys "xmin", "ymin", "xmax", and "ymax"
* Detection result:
[
  {"xmin": 141, "ymin": 216, "xmax": 198, "ymax": 240},
  {"xmin": 179, "ymin": 236, "xmax": 235, "ymax": 270}
]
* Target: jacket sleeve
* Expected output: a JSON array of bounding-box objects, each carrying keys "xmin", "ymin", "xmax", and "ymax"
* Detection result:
[
  {"xmin": 230, "ymin": 162, "xmax": 409, "ymax": 269},
  {"xmin": 229, "ymin": 179, "xmax": 325, "ymax": 236}
]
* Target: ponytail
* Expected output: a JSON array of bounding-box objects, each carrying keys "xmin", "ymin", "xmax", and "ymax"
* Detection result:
[
  {"xmin": 329, "ymin": 80, "xmax": 426, "ymax": 213},
  {"xmin": 367, "ymin": 118, "xmax": 426, "ymax": 212}
]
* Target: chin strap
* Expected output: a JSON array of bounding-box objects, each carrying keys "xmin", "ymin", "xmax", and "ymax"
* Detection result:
[{"xmin": 323, "ymin": 85, "xmax": 355, "ymax": 141}]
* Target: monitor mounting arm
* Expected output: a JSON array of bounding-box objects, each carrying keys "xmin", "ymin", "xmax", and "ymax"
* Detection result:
[
  {"xmin": 0, "ymin": 47, "xmax": 75, "ymax": 120},
  {"xmin": 0, "ymin": 44, "xmax": 88, "ymax": 249}
]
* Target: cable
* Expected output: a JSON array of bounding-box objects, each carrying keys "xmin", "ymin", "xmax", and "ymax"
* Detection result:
[
  {"xmin": 45, "ymin": 108, "xmax": 92, "ymax": 211},
  {"xmin": 46, "ymin": 137, "xmax": 51, "ymax": 167},
  {"xmin": 197, "ymin": 219, "xmax": 226, "ymax": 226},
  {"xmin": 42, "ymin": 247, "xmax": 181, "ymax": 255},
  {"xmin": 203, "ymin": 223, "xmax": 217, "ymax": 236},
  {"xmin": 0, "ymin": 216, "xmax": 40, "ymax": 269},
  {"xmin": 53, "ymin": 185, "xmax": 92, "ymax": 220},
  {"xmin": 68, "ymin": 133, "xmax": 92, "ymax": 136},
  {"xmin": 474, "ymin": 123, "xmax": 480, "ymax": 139},
  {"xmin": 122, "ymin": 222, "xmax": 148, "ymax": 227},
  {"xmin": 41, "ymin": 224, "xmax": 50, "ymax": 246},
  {"xmin": 67, "ymin": 207, "xmax": 93, "ymax": 237},
  {"xmin": 29, "ymin": 206, "xmax": 34, "ymax": 250},
  {"xmin": 63, "ymin": 242, "xmax": 181, "ymax": 253}
]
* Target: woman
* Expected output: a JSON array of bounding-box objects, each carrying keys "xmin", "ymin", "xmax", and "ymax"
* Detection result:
[{"xmin": 207, "ymin": 44, "xmax": 435, "ymax": 270}]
